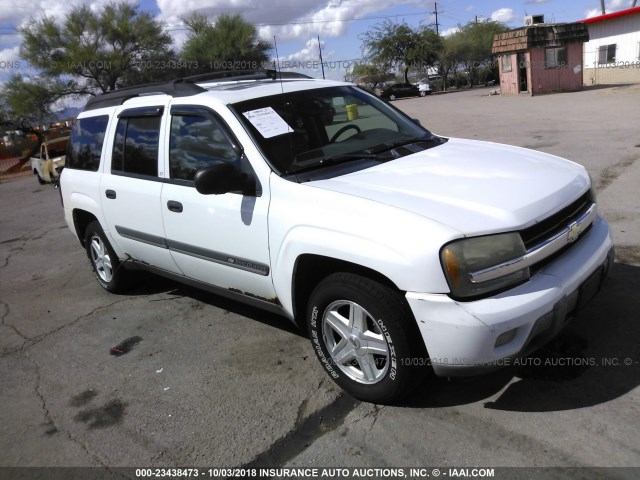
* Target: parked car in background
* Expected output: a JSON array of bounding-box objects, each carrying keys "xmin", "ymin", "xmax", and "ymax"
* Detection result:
[
  {"xmin": 417, "ymin": 81, "xmax": 432, "ymax": 95},
  {"xmin": 31, "ymin": 136, "xmax": 69, "ymax": 184},
  {"xmin": 379, "ymin": 83, "xmax": 424, "ymax": 101}
]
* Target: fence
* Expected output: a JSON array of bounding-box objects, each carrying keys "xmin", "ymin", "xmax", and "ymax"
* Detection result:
[{"xmin": 0, "ymin": 157, "xmax": 33, "ymax": 182}]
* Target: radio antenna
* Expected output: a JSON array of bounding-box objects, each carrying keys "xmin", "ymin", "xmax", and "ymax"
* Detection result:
[
  {"xmin": 274, "ymin": 36, "xmax": 284, "ymax": 87},
  {"xmin": 273, "ymin": 36, "xmax": 287, "ymax": 103},
  {"xmin": 317, "ymin": 35, "xmax": 325, "ymax": 79},
  {"xmin": 273, "ymin": 35, "xmax": 294, "ymax": 172}
]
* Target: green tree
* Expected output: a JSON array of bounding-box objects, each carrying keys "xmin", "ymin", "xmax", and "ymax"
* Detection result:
[
  {"xmin": 181, "ymin": 13, "xmax": 271, "ymax": 72},
  {"xmin": 360, "ymin": 21, "xmax": 421, "ymax": 83},
  {"xmin": 0, "ymin": 76, "xmax": 55, "ymax": 131},
  {"xmin": 19, "ymin": 1, "xmax": 175, "ymax": 94},
  {"xmin": 360, "ymin": 21, "xmax": 441, "ymax": 84},
  {"xmin": 446, "ymin": 21, "xmax": 508, "ymax": 87},
  {"xmin": 0, "ymin": 76, "xmax": 61, "ymax": 157},
  {"xmin": 346, "ymin": 63, "xmax": 391, "ymax": 84},
  {"xmin": 414, "ymin": 27, "xmax": 443, "ymax": 79},
  {"xmin": 436, "ymin": 35, "xmax": 460, "ymax": 91}
]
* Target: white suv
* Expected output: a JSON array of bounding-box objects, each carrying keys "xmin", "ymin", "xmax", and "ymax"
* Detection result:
[{"xmin": 61, "ymin": 71, "xmax": 613, "ymax": 403}]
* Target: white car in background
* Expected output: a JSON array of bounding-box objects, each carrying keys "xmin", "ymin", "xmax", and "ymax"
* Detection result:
[
  {"xmin": 31, "ymin": 136, "xmax": 68, "ymax": 184},
  {"xmin": 417, "ymin": 81, "xmax": 432, "ymax": 95}
]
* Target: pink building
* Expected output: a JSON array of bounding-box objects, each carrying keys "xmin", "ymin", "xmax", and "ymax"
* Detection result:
[{"xmin": 492, "ymin": 23, "xmax": 589, "ymax": 96}]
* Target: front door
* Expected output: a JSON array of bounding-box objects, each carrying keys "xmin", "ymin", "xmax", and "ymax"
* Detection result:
[
  {"xmin": 160, "ymin": 104, "xmax": 276, "ymax": 301},
  {"xmin": 518, "ymin": 53, "xmax": 528, "ymax": 93}
]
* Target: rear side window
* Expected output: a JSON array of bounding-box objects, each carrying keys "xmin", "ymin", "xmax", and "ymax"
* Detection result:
[
  {"xmin": 112, "ymin": 114, "xmax": 161, "ymax": 177},
  {"xmin": 66, "ymin": 116, "xmax": 109, "ymax": 171}
]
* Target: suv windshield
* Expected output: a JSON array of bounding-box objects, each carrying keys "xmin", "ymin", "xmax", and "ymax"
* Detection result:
[{"xmin": 231, "ymin": 86, "xmax": 444, "ymax": 179}]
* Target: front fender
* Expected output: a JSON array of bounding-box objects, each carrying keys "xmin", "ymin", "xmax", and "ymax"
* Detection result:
[
  {"xmin": 272, "ymin": 226, "xmax": 418, "ymax": 314},
  {"xmin": 267, "ymin": 174, "xmax": 462, "ymax": 317}
]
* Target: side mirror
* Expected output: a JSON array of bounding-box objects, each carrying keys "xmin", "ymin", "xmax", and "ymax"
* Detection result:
[{"xmin": 194, "ymin": 161, "xmax": 255, "ymax": 196}]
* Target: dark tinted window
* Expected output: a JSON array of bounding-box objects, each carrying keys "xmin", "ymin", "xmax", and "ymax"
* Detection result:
[
  {"xmin": 169, "ymin": 115, "xmax": 237, "ymax": 181},
  {"xmin": 111, "ymin": 119, "xmax": 126, "ymax": 172},
  {"xmin": 66, "ymin": 116, "xmax": 109, "ymax": 171},
  {"xmin": 112, "ymin": 116, "xmax": 160, "ymax": 177},
  {"xmin": 46, "ymin": 141, "xmax": 68, "ymax": 158}
]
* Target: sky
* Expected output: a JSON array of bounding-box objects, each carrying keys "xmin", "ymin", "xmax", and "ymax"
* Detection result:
[{"xmin": 0, "ymin": 0, "xmax": 636, "ymax": 95}]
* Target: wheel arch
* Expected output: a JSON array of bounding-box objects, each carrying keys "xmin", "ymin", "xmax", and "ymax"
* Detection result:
[
  {"xmin": 72, "ymin": 209, "xmax": 99, "ymax": 248},
  {"xmin": 291, "ymin": 254, "xmax": 405, "ymax": 326}
]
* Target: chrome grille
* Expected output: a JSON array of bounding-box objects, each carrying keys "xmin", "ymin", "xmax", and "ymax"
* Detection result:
[{"xmin": 521, "ymin": 190, "xmax": 594, "ymax": 251}]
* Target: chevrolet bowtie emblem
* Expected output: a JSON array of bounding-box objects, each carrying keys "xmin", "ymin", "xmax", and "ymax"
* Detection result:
[{"xmin": 567, "ymin": 221, "xmax": 582, "ymax": 243}]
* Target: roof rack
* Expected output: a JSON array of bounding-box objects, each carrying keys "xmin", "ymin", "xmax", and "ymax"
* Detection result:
[
  {"xmin": 83, "ymin": 70, "xmax": 313, "ymax": 111},
  {"xmin": 184, "ymin": 69, "xmax": 312, "ymax": 83},
  {"xmin": 183, "ymin": 69, "xmax": 276, "ymax": 83},
  {"xmin": 84, "ymin": 79, "xmax": 206, "ymax": 111}
]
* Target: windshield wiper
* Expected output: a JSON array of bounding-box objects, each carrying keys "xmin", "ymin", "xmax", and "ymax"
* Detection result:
[
  {"xmin": 288, "ymin": 152, "xmax": 379, "ymax": 174},
  {"xmin": 365, "ymin": 136, "xmax": 438, "ymax": 154}
]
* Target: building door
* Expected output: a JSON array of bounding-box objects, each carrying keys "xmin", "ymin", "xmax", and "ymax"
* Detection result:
[{"xmin": 518, "ymin": 53, "xmax": 528, "ymax": 93}]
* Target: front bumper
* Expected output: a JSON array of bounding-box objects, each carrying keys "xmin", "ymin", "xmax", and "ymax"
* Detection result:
[{"xmin": 406, "ymin": 214, "xmax": 613, "ymax": 376}]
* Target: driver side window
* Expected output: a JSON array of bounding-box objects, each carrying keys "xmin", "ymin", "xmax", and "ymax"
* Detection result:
[{"xmin": 169, "ymin": 115, "xmax": 237, "ymax": 181}]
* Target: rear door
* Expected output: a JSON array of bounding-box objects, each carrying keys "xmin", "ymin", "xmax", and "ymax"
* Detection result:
[{"xmin": 100, "ymin": 103, "xmax": 182, "ymax": 274}]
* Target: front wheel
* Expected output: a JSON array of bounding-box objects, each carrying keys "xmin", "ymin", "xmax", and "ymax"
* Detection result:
[
  {"xmin": 389, "ymin": 94, "xmax": 397, "ymax": 101},
  {"xmin": 84, "ymin": 221, "xmax": 130, "ymax": 293},
  {"xmin": 307, "ymin": 273, "xmax": 427, "ymax": 404},
  {"xmin": 419, "ymin": 91, "xmax": 427, "ymax": 97}
]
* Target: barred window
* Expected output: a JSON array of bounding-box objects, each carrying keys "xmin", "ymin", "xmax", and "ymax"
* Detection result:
[
  {"xmin": 598, "ymin": 44, "xmax": 616, "ymax": 64},
  {"xmin": 545, "ymin": 47, "xmax": 567, "ymax": 68},
  {"xmin": 502, "ymin": 54, "xmax": 512, "ymax": 72}
]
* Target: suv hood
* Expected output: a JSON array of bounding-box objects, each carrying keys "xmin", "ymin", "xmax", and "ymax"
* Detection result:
[{"xmin": 308, "ymin": 138, "xmax": 590, "ymax": 236}]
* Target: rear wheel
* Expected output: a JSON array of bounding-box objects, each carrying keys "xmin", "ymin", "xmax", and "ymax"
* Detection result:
[
  {"xmin": 307, "ymin": 273, "xmax": 427, "ymax": 403},
  {"xmin": 84, "ymin": 221, "xmax": 130, "ymax": 293}
]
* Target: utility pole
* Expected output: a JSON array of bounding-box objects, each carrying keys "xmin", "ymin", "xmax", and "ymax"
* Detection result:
[{"xmin": 432, "ymin": 2, "xmax": 442, "ymax": 35}]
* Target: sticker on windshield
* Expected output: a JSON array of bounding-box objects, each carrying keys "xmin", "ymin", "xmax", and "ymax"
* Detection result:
[{"xmin": 243, "ymin": 107, "xmax": 292, "ymax": 138}]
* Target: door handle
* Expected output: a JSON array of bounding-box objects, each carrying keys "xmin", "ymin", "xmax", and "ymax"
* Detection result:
[
  {"xmin": 105, "ymin": 189, "xmax": 116, "ymax": 199},
  {"xmin": 167, "ymin": 200, "xmax": 183, "ymax": 213}
]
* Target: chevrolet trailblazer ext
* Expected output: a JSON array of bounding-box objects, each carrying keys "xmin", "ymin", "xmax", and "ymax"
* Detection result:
[{"xmin": 60, "ymin": 71, "xmax": 613, "ymax": 403}]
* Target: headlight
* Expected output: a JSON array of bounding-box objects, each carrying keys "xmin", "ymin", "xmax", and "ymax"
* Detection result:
[{"xmin": 440, "ymin": 232, "xmax": 530, "ymax": 299}]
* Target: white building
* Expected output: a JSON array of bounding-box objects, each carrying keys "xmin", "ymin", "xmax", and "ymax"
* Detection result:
[{"xmin": 582, "ymin": 6, "xmax": 640, "ymax": 85}]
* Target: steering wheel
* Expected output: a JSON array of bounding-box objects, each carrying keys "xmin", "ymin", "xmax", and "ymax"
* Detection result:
[{"xmin": 329, "ymin": 124, "xmax": 361, "ymax": 143}]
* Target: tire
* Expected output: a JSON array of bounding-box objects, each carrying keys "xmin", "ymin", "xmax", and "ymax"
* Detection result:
[
  {"xmin": 84, "ymin": 221, "xmax": 130, "ymax": 293},
  {"xmin": 389, "ymin": 94, "xmax": 397, "ymax": 101},
  {"xmin": 419, "ymin": 91, "xmax": 426, "ymax": 97},
  {"xmin": 35, "ymin": 171, "xmax": 46, "ymax": 185},
  {"xmin": 307, "ymin": 272, "xmax": 427, "ymax": 404}
]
